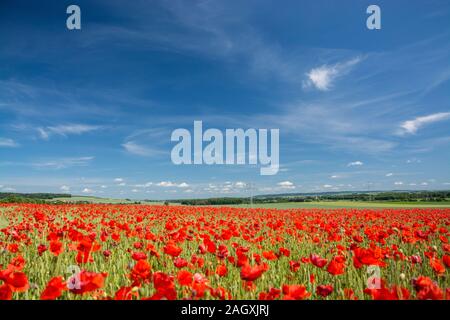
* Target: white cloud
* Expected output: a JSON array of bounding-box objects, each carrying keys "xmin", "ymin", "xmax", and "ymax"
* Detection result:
[
  {"xmin": 0, "ymin": 138, "xmax": 19, "ymax": 148},
  {"xmin": 38, "ymin": 124, "xmax": 101, "ymax": 139},
  {"xmin": 82, "ymin": 188, "xmax": 94, "ymax": 193},
  {"xmin": 277, "ymin": 181, "xmax": 295, "ymax": 189},
  {"xmin": 303, "ymin": 57, "xmax": 362, "ymax": 91},
  {"xmin": 60, "ymin": 185, "xmax": 70, "ymax": 192},
  {"xmin": 178, "ymin": 182, "xmax": 190, "ymax": 188},
  {"xmin": 156, "ymin": 181, "xmax": 177, "ymax": 187},
  {"xmin": 235, "ymin": 181, "xmax": 247, "ymax": 188},
  {"xmin": 134, "ymin": 182, "xmax": 153, "ymax": 188},
  {"xmin": 122, "ymin": 141, "xmax": 163, "ymax": 157},
  {"xmin": 399, "ymin": 112, "xmax": 450, "ymax": 135},
  {"xmin": 347, "ymin": 161, "xmax": 364, "ymax": 167},
  {"xmin": 131, "ymin": 189, "xmax": 139, "ymax": 193},
  {"xmin": 323, "ymin": 184, "xmax": 333, "ymax": 188},
  {"xmin": 386, "ymin": 173, "xmax": 393, "ymax": 177},
  {"xmin": 32, "ymin": 156, "xmax": 94, "ymax": 169},
  {"xmin": 394, "ymin": 181, "xmax": 404, "ymax": 185},
  {"xmin": 420, "ymin": 182, "xmax": 429, "ymax": 186},
  {"xmin": 100, "ymin": 185, "xmax": 107, "ymax": 189},
  {"xmin": 114, "ymin": 178, "xmax": 123, "ymax": 182},
  {"xmin": 330, "ymin": 175, "xmax": 339, "ymax": 179}
]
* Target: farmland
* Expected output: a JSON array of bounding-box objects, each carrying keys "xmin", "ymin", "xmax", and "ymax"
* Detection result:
[{"xmin": 0, "ymin": 203, "xmax": 449, "ymax": 300}]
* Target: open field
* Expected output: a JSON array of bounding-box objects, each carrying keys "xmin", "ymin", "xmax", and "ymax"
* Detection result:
[
  {"xmin": 231, "ymin": 201, "xmax": 450, "ymax": 209},
  {"xmin": 0, "ymin": 203, "xmax": 448, "ymax": 300}
]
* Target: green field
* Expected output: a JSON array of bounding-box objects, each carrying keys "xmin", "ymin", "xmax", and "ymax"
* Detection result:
[
  {"xmin": 30, "ymin": 196, "xmax": 450, "ymax": 209},
  {"xmin": 230, "ymin": 200, "xmax": 450, "ymax": 209}
]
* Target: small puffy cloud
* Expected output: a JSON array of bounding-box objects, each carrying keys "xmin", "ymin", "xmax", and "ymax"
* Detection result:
[
  {"xmin": 235, "ymin": 181, "xmax": 247, "ymax": 188},
  {"xmin": 347, "ymin": 161, "xmax": 363, "ymax": 167},
  {"xmin": 178, "ymin": 182, "xmax": 190, "ymax": 188},
  {"xmin": 303, "ymin": 57, "xmax": 362, "ymax": 91},
  {"xmin": 82, "ymin": 188, "xmax": 94, "ymax": 193},
  {"xmin": 114, "ymin": 178, "xmax": 124, "ymax": 183},
  {"xmin": 277, "ymin": 181, "xmax": 295, "ymax": 189},
  {"xmin": 0, "ymin": 138, "xmax": 19, "ymax": 148},
  {"xmin": 399, "ymin": 112, "xmax": 450, "ymax": 135},
  {"xmin": 60, "ymin": 185, "xmax": 70, "ymax": 192},
  {"xmin": 323, "ymin": 184, "xmax": 333, "ymax": 188},
  {"xmin": 386, "ymin": 173, "xmax": 393, "ymax": 177},
  {"xmin": 156, "ymin": 181, "xmax": 177, "ymax": 187},
  {"xmin": 330, "ymin": 175, "xmax": 339, "ymax": 179},
  {"xmin": 134, "ymin": 182, "xmax": 153, "ymax": 188},
  {"xmin": 420, "ymin": 182, "xmax": 429, "ymax": 186},
  {"xmin": 394, "ymin": 181, "xmax": 403, "ymax": 185}
]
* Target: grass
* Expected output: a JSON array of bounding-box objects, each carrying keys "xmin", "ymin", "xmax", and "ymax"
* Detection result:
[
  {"xmin": 230, "ymin": 200, "xmax": 450, "ymax": 209},
  {"xmin": 0, "ymin": 207, "xmax": 10, "ymax": 228},
  {"xmin": 49, "ymin": 197, "xmax": 450, "ymax": 208}
]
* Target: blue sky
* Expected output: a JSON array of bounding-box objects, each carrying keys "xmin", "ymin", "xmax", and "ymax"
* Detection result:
[{"xmin": 0, "ymin": 0, "xmax": 449, "ymax": 199}]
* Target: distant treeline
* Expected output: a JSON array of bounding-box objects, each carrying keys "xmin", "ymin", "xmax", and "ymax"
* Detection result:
[
  {"xmin": 172, "ymin": 191, "xmax": 450, "ymax": 206},
  {"xmin": 0, "ymin": 192, "xmax": 70, "ymax": 204}
]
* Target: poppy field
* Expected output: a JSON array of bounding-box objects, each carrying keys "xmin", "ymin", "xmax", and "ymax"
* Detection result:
[{"xmin": 0, "ymin": 203, "xmax": 449, "ymax": 300}]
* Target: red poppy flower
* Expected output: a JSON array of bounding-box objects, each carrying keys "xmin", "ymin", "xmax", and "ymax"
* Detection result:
[
  {"xmin": 114, "ymin": 286, "xmax": 138, "ymax": 300},
  {"xmin": 429, "ymin": 258, "xmax": 445, "ymax": 275},
  {"xmin": 216, "ymin": 264, "xmax": 227, "ymax": 277},
  {"xmin": 240, "ymin": 263, "xmax": 268, "ymax": 281},
  {"xmin": 282, "ymin": 285, "xmax": 311, "ymax": 300},
  {"xmin": 327, "ymin": 255, "xmax": 346, "ymax": 275},
  {"xmin": 49, "ymin": 240, "xmax": 63, "ymax": 256},
  {"xmin": 163, "ymin": 242, "xmax": 182, "ymax": 257},
  {"xmin": 131, "ymin": 252, "xmax": 147, "ymax": 261},
  {"xmin": 443, "ymin": 255, "xmax": 450, "ymax": 268},
  {"xmin": 262, "ymin": 251, "xmax": 278, "ymax": 261},
  {"xmin": 0, "ymin": 284, "xmax": 12, "ymax": 300},
  {"xmin": 316, "ymin": 285, "xmax": 333, "ymax": 297},
  {"xmin": 69, "ymin": 271, "xmax": 107, "ymax": 295},
  {"xmin": 413, "ymin": 276, "xmax": 443, "ymax": 300},
  {"xmin": 310, "ymin": 254, "xmax": 327, "ymax": 268},
  {"xmin": 353, "ymin": 247, "xmax": 386, "ymax": 268},
  {"xmin": 177, "ymin": 270, "xmax": 193, "ymax": 286},
  {"xmin": 41, "ymin": 276, "xmax": 67, "ymax": 300},
  {"xmin": 130, "ymin": 259, "xmax": 152, "ymax": 284}
]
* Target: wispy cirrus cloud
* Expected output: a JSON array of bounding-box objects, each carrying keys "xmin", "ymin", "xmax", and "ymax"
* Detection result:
[
  {"xmin": 399, "ymin": 112, "xmax": 450, "ymax": 135},
  {"xmin": 32, "ymin": 156, "xmax": 95, "ymax": 169},
  {"xmin": 122, "ymin": 141, "xmax": 165, "ymax": 157},
  {"xmin": 38, "ymin": 124, "xmax": 102, "ymax": 140},
  {"xmin": 0, "ymin": 138, "xmax": 19, "ymax": 147},
  {"xmin": 303, "ymin": 57, "xmax": 362, "ymax": 91}
]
